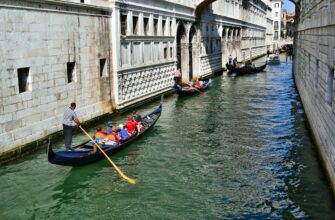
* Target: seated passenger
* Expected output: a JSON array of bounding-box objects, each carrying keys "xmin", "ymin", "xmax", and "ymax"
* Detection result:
[
  {"xmin": 133, "ymin": 111, "xmax": 143, "ymax": 123},
  {"xmin": 244, "ymin": 62, "xmax": 252, "ymax": 68},
  {"xmin": 174, "ymin": 83, "xmax": 183, "ymax": 90},
  {"xmin": 119, "ymin": 124, "xmax": 129, "ymax": 140},
  {"xmin": 106, "ymin": 131, "xmax": 120, "ymax": 143},
  {"xmin": 195, "ymin": 81, "xmax": 204, "ymax": 89},
  {"xmin": 105, "ymin": 121, "xmax": 113, "ymax": 134},
  {"xmin": 94, "ymin": 127, "xmax": 106, "ymax": 139},
  {"xmin": 126, "ymin": 116, "xmax": 138, "ymax": 134}
]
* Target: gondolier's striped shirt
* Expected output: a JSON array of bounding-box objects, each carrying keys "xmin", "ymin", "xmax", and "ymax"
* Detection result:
[{"xmin": 63, "ymin": 108, "xmax": 78, "ymax": 126}]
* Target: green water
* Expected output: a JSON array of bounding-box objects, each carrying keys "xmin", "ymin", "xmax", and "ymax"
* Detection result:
[{"xmin": 1, "ymin": 59, "xmax": 335, "ymax": 219}]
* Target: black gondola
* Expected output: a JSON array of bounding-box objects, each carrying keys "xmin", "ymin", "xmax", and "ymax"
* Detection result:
[
  {"xmin": 48, "ymin": 104, "xmax": 162, "ymax": 166},
  {"xmin": 226, "ymin": 63, "xmax": 267, "ymax": 75},
  {"xmin": 173, "ymin": 79, "xmax": 212, "ymax": 95}
]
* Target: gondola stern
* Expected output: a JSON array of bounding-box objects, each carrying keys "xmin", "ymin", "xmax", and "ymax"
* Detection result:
[{"xmin": 47, "ymin": 137, "xmax": 55, "ymax": 164}]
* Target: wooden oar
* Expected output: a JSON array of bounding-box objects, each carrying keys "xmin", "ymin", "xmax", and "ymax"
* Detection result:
[
  {"xmin": 186, "ymin": 83, "xmax": 207, "ymax": 97},
  {"xmin": 79, "ymin": 125, "xmax": 137, "ymax": 185}
]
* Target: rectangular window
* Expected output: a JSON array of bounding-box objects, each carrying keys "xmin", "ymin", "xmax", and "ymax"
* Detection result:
[
  {"xmin": 80, "ymin": 0, "xmax": 84, "ymax": 3},
  {"xmin": 326, "ymin": 67, "xmax": 334, "ymax": 105},
  {"xmin": 154, "ymin": 42, "xmax": 160, "ymax": 60},
  {"xmin": 170, "ymin": 47, "xmax": 173, "ymax": 58},
  {"xmin": 164, "ymin": 47, "xmax": 167, "ymax": 59},
  {"xmin": 144, "ymin": 17, "xmax": 149, "ymax": 36},
  {"xmin": 309, "ymin": 54, "xmax": 311, "ymax": 77},
  {"xmin": 162, "ymin": 20, "xmax": 166, "ymax": 36},
  {"xmin": 210, "ymin": 40, "xmax": 213, "ymax": 54},
  {"xmin": 153, "ymin": 18, "xmax": 158, "ymax": 36},
  {"xmin": 315, "ymin": 59, "xmax": 319, "ymax": 87},
  {"xmin": 99, "ymin": 58, "xmax": 107, "ymax": 77},
  {"xmin": 18, "ymin": 67, "xmax": 30, "ymax": 93},
  {"xmin": 121, "ymin": 14, "xmax": 127, "ymax": 36},
  {"xmin": 67, "ymin": 62, "xmax": 76, "ymax": 83},
  {"xmin": 121, "ymin": 43, "xmax": 130, "ymax": 65},
  {"xmin": 143, "ymin": 42, "xmax": 151, "ymax": 63},
  {"xmin": 133, "ymin": 16, "xmax": 138, "ymax": 35},
  {"xmin": 274, "ymin": 31, "xmax": 278, "ymax": 40},
  {"xmin": 274, "ymin": 21, "xmax": 278, "ymax": 30},
  {"xmin": 170, "ymin": 21, "xmax": 172, "ymax": 36},
  {"xmin": 132, "ymin": 42, "xmax": 141, "ymax": 65}
]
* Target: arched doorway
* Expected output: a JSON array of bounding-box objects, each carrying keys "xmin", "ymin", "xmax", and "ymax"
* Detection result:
[
  {"xmin": 176, "ymin": 22, "xmax": 187, "ymax": 81},
  {"xmin": 189, "ymin": 25, "xmax": 197, "ymax": 81}
]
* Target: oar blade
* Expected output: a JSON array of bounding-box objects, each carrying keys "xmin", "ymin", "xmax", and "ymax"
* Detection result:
[{"xmin": 128, "ymin": 178, "xmax": 137, "ymax": 185}]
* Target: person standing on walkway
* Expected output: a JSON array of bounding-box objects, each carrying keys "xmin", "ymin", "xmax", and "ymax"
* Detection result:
[
  {"xmin": 228, "ymin": 54, "xmax": 233, "ymax": 65},
  {"xmin": 63, "ymin": 102, "xmax": 81, "ymax": 150},
  {"xmin": 174, "ymin": 68, "xmax": 182, "ymax": 84}
]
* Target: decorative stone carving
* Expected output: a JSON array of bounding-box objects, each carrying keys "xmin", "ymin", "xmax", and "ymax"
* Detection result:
[{"xmin": 118, "ymin": 64, "xmax": 175, "ymax": 103}]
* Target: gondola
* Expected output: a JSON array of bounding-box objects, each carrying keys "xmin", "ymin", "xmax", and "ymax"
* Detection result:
[
  {"xmin": 226, "ymin": 62, "xmax": 267, "ymax": 75},
  {"xmin": 267, "ymin": 54, "xmax": 280, "ymax": 65},
  {"xmin": 47, "ymin": 104, "xmax": 162, "ymax": 166},
  {"xmin": 173, "ymin": 78, "xmax": 212, "ymax": 95}
]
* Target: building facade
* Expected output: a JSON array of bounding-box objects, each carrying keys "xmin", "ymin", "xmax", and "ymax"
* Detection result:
[
  {"xmin": 0, "ymin": 0, "xmax": 269, "ymax": 159},
  {"xmin": 263, "ymin": 0, "xmax": 275, "ymax": 51},
  {"xmin": 292, "ymin": 0, "xmax": 335, "ymax": 191},
  {"xmin": 282, "ymin": 11, "xmax": 295, "ymax": 39},
  {"xmin": 270, "ymin": 0, "xmax": 283, "ymax": 48}
]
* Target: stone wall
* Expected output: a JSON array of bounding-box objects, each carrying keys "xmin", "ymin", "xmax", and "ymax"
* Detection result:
[
  {"xmin": 0, "ymin": 1, "xmax": 112, "ymax": 152},
  {"xmin": 293, "ymin": 0, "xmax": 335, "ymax": 190}
]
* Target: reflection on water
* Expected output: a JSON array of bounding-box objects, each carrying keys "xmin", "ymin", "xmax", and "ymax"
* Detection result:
[{"xmin": 0, "ymin": 56, "xmax": 335, "ymax": 219}]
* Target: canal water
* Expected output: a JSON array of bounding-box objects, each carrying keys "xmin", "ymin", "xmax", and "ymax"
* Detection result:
[{"xmin": 1, "ymin": 56, "xmax": 335, "ymax": 219}]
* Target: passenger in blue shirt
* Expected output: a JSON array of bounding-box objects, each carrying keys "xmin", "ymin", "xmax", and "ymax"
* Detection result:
[
  {"xmin": 105, "ymin": 121, "xmax": 113, "ymax": 134},
  {"xmin": 119, "ymin": 124, "xmax": 129, "ymax": 140}
]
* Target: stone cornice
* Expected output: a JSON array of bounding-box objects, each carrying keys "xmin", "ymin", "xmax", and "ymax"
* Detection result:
[{"xmin": 0, "ymin": 0, "xmax": 112, "ymax": 16}]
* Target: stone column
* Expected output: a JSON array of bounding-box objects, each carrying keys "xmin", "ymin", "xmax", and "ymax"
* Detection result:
[
  {"xmin": 110, "ymin": 2, "xmax": 121, "ymax": 106},
  {"xmin": 181, "ymin": 42, "xmax": 189, "ymax": 82},
  {"xmin": 138, "ymin": 12, "xmax": 144, "ymax": 36},
  {"xmin": 149, "ymin": 14, "xmax": 154, "ymax": 36},
  {"xmin": 127, "ymin": 11, "xmax": 132, "ymax": 36},
  {"xmin": 158, "ymin": 16, "xmax": 162, "ymax": 36},
  {"xmin": 166, "ymin": 17, "xmax": 170, "ymax": 36}
]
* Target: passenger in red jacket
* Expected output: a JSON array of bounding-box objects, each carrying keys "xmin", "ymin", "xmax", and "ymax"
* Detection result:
[{"xmin": 125, "ymin": 116, "xmax": 138, "ymax": 134}]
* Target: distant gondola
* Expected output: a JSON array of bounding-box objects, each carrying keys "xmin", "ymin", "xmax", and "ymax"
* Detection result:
[
  {"xmin": 267, "ymin": 54, "xmax": 280, "ymax": 65},
  {"xmin": 173, "ymin": 79, "xmax": 212, "ymax": 95},
  {"xmin": 226, "ymin": 63, "xmax": 267, "ymax": 75},
  {"xmin": 48, "ymin": 104, "xmax": 162, "ymax": 166}
]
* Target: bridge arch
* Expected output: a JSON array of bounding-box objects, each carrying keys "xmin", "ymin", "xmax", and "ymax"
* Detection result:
[
  {"xmin": 175, "ymin": 21, "xmax": 187, "ymax": 81},
  {"xmin": 194, "ymin": 0, "xmax": 217, "ymax": 17}
]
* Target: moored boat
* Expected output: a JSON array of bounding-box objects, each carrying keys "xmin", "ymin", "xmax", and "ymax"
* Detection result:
[
  {"xmin": 173, "ymin": 78, "xmax": 212, "ymax": 95},
  {"xmin": 226, "ymin": 63, "xmax": 267, "ymax": 75},
  {"xmin": 48, "ymin": 104, "xmax": 162, "ymax": 166},
  {"xmin": 267, "ymin": 54, "xmax": 280, "ymax": 65}
]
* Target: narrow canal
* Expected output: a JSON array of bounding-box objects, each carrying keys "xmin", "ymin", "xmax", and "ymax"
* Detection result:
[{"xmin": 1, "ymin": 57, "xmax": 335, "ymax": 219}]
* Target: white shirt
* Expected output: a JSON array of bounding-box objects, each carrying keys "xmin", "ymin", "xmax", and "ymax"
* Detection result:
[{"xmin": 63, "ymin": 108, "xmax": 77, "ymax": 126}]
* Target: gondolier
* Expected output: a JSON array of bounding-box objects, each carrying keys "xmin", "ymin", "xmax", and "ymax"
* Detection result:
[{"xmin": 63, "ymin": 102, "xmax": 81, "ymax": 150}]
